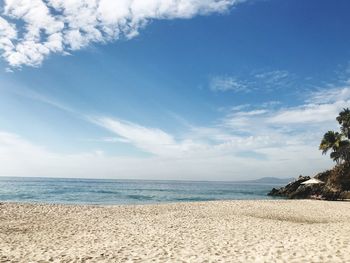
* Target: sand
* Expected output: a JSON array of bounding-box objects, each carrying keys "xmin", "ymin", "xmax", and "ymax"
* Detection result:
[{"xmin": 0, "ymin": 200, "xmax": 350, "ymax": 263}]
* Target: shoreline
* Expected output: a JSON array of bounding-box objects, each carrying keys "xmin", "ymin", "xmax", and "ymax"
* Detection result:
[
  {"xmin": 1, "ymin": 200, "xmax": 350, "ymax": 262},
  {"xmin": 1, "ymin": 197, "xmax": 348, "ymax": 208},
  {"xmin": 0, "ymin": 198, "xmax": 290, "ymax": 206}
]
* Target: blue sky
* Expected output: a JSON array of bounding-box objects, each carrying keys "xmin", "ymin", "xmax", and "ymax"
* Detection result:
[{"xmin": 0, "ymin": 0, "xmax": 349, "ymax": 180}]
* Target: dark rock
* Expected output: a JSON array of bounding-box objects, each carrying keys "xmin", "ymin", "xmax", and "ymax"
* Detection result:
[
  {"xmin": 268, "ymin": 163, "xmax": 350, "ymax": 200},
  {"xmin": 268, "ymin": 188, "xmax": 280, "ymax": 196},
  {"xmin": 267, "ymin": 175, "xmax": 310, "ymax": 198},
  {"xmin": 289, "ymin": 184, "xmax": 322, "ymax": 199}
]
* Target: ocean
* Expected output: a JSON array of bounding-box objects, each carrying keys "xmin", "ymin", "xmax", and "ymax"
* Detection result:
[{"xmin": 0, "ymin": 177, "xmax": 285, "ymax": 205}]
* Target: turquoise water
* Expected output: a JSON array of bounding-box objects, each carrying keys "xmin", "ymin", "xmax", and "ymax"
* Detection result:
[{"xmin": 0, "ymin": 177, "xmax": 284, "ymax": 205}]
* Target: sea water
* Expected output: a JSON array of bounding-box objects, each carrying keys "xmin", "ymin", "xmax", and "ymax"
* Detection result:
[{"xmin": 0, "ymin": 177, "xmax": 284, "ymax": 205}]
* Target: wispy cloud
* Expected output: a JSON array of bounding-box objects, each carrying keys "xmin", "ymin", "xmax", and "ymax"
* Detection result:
[
  {"xmin": 91, "ymin": 116, "xmax": 183, "ymax": 156},
  {"xmin": 210, "ymin": 76, "xmax": 249, "ymax": 92},
  {"xmin": 0, "ymin": 0, "xmax": 246, "ymax": 68},
  {"xmin": 210, "ymin": 70, "xmax": 296, "ymax": 93},
  {"xmin": 80, "ymin": 137, "xmax": 130, "ymax": 144},
  {"xmin": 268, "ymin": 102, "xmax": 348, "ymax": 125},
  {"xmin": 306, "ymin": 85, "xmax": 350, "ymax": 104},
  {"xmin": 254, "ymin": 70, "xmax": 291, "ymax": 90},
  {"xmin": 268, "ymin": 85, "xmax": 350, "ymax": 125},
  {"xmin": 0, "ymin": 127, "xmax": 332, "ymax": 180},
  {"xmin": 4, "ymin": 83, "xmax": 347, "ymax": 179},
  {"xmin": 89, "ymin": 82, "xmax": 349, "ymax": 162}
]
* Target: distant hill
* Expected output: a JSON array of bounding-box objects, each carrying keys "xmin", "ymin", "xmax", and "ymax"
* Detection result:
[{"xmin": 238, "ymin": 177, "xmax": 295, "ymax": 184}]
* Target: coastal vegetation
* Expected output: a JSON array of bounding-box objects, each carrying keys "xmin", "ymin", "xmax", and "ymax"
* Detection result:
[
  {"xmin": 320, "ymin": 108, "xmax": 350, "ymax": 164},
  {"xmin": 269, "ymin": 108, "xmax": 350, "ymax": 200}
]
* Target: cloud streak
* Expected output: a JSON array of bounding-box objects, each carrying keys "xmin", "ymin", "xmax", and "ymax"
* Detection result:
[
  {"xmin": 3, "ymin": 83, "xmax": 347, "ymax": 179},
  {"xmin": 209, "ymin": 70, "xmax": 295, "ymax": 93},
  {"xmin": 0, "ymin": 129, "xmax": 332, "ymax": 180},
  {"xmin": 0, "ymin": 0, "xmax": 244, "ymax": 68},
  {"xmin": 210, "ymin": 76, "xmax": 249, "ymax": 92}
]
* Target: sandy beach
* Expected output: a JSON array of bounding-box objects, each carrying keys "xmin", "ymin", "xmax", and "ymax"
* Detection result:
[{"xmin": 0, "ymin": 200, "xmax": 350, "ymax": 263}]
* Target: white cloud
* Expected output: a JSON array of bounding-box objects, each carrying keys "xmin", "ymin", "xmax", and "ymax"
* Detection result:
[
  {"xmin": 268, "ymin": 101, "xmax": 349, "ymax": 125},
  {"xmin": 233, "ymin": 109, "xmax": 268, "ymax": 116},
  {"xmin": 268, "ymin": 86, "xmax": 350, "ymax": 125},
  {"xmin": 252, "ymin": 70, "xmax": 295, "ymax": 92},
  {"xmin": 218, "ymin": 86, "xmax": 350, "ymax": 157},
  {"xmin": 228, "ymin": 104, "xmax": 251, "ymax": 111},
  {"xmin": 101, "ymin": 137, "xmax": 130, "ymax": 143},
  {"xmin": 0, "ymin": 16, "xmax": 17, "ymax": 60},
  {"xmin": 91, "ymin": 116, "xmax": 215, "ymax": 157},
  {"xmin": 210, "ymin": 76, "xmax": 249, "ymax": 92},
  {"xmin": 92, "ymin": 116, "xmax": 181, "ymax": 156},
  {"xmin": 79, "ymin": 137, "xmax": 130, "ymax": 143},
  {"xmin": 3, "ymin": 84, "xmax": 346, "ymax": 180},
  {"xmin": 307, "ymin": 86, "xmax": 350, "ymax": 104},
  {"xmin": 254, "ymin": 70, "xmax": 289, "ymax": 85},
  {"xmin": 0, "ymin": 0, "xmax": 245, "ymax": 68},
  {"xmin": 210, "ymin": 70, "xmax": 294, "ymax": 93},
  {"xmin": 0, "ymin": 130, "xmax": 332, "ymax": 180}
]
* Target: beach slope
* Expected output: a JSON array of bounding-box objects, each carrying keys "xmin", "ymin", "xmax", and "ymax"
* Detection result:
[{"xmin": 1, "ymin": 200, "xmax": 350, "ymax": 262}]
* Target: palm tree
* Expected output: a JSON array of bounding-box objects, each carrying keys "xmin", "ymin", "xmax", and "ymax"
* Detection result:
[
  {"xmin": 317, "ymin": 108, "xmax": 350, "ymax": 195},
  {"xmin": 329, "ymin": 142, "xmax": 350, "ymax": 164},
  {"xmin": 336, "ymin": 108, "xmax": 350, "ymax": 139},
  {"xmin": 320, "ymin": 108, "xmax": 350, "ymax": 164},
  {"xmin": 320, "ymin": 131, "xmax": 343, "ymax": 163}
]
